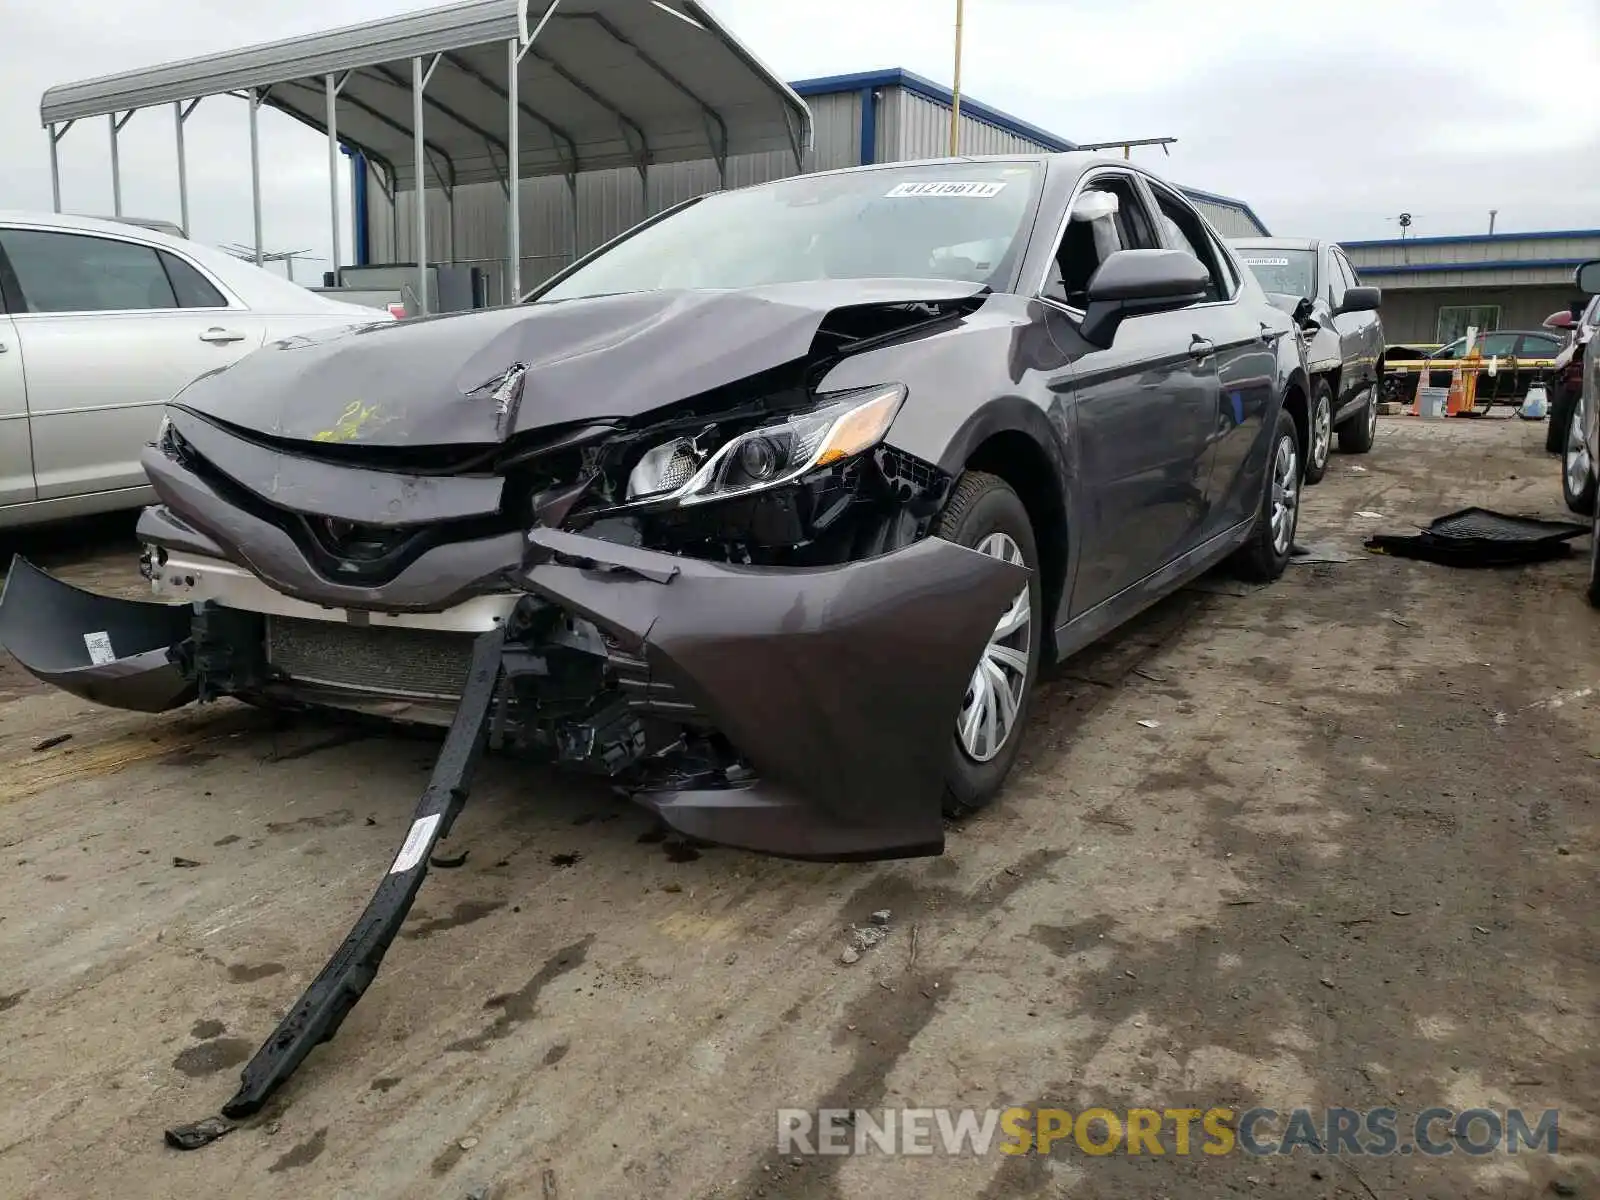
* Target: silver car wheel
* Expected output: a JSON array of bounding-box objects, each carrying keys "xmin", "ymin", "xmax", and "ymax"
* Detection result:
[
  {"xmin": 1566, "ymin": 392, "xmax": 1592, "ymax": 500},
  {"xmin": 1366, "ymin": 393, "xmax": 1379, "ymax": 441},
  {"xmin": 1312, "ymin": 393, "xmax": 1331, "ymax": 470},
  {"xmin": 1269, "ymin": 435, "xmax": 1299, "ymax": 556},
  {"xmin": 957, "ymin": 531, "xmax": 1031, "ymax": 764}
]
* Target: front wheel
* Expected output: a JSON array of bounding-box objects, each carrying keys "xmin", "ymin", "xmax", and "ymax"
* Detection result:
[
  {"xmin": 1304, "ymin": 379, "xmax": 1333, "ymax": 484},
  {"xmin": 933, "ymin": 471, "xmax": 1043, "ymax": 819},
  {"xmin": 1337, "ymin": 390, "xmax": 1378, "ymax": 454},
  {"xmin": 1233, "ymin": 406, "xmax": 1301, "ymax": 582}
]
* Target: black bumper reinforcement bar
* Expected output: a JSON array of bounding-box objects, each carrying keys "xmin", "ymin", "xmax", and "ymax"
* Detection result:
[{"xmin": 164, "ymin": 624, "xmax": 507, "ymax": 1149}]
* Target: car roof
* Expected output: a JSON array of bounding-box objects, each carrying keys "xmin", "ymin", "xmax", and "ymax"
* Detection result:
[
  {"xmin": 1231, "ymin": 236, "xmax": 1320, "ymax": 251},
  {"xmin": 0, "ymin": 209, "xmax": 367, "ymax": 316}
]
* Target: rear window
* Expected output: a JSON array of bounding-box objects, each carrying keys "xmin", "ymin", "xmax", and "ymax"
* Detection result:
[{"xmin": 1237, "ymin": 249, "xmax": 1316, "ymax": 300}]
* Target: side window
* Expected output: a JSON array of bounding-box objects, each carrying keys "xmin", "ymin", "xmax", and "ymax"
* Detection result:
[
  {"xmin": 1516, "ymin": 333, "xmax": 1561, "ymax": 359},
  {"xmin": 1477, "ymin": 332, "xmax": 1520, "ymax": 357},
  {"xmin": 1335, "ymin": 251, "xmax": 1361, "ymax": 289},
  {"xmin": 1046, "ymin": 174, "xmax": 1160, "ymax": 308},
  {"xmin": 1325, "ymin": 248, "xmax": 1347, "ymax": 310},
  {"xmin": 1145, "ymin": 183, "xmax": 1224, "ymax": 303},
  {"xmin": 1205, "ymin": 230, "xmax": 1241, "ymax": 299},
  {"xmin": 160, "ymin": 252, "xmax": 228, "ymax": 308},
  {"xmin": 0, "ymin": 229, "xmax": 177, "ymax": 314}
]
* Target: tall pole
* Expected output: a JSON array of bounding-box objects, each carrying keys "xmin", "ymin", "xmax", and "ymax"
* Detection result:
[
  {"xmin": 248, "ymin": 90, "xmax": 263, "ymax": 265},
  {"xmin": 413, "ymin": 56, "xmax": 428, "ymax": 316},
  {"xmin": 326, "ymin": 75, "xmax": 343, "ymax": 282},
  {"xmin": 948, "ymin": 0, "xmax": 965, "ymax": 156},
  {"xmin": 48, "ymin": 124, "xmax": 63, "ymax": 212},
  {"xmin": 507, "ymin": 37, "xmax": 522, "ymax": 302},
  {"xmin": 109, "ymin": 113, "xmax": 123, "ymax": 216},
  {"xmin": 174, "ymin": 104, "xmax": 189, "ymax": 236}
]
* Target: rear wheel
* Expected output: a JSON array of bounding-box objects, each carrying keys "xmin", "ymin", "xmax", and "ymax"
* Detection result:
[
  {"xmin": 1234, "ymin": 407, "xmax": 1300, "ymax": 582},
  {"xmin": 1305, "ymin": 378, "xmax": 1333, "ymax": 484},
  {"xmin": 933, "ymin": 471, "xmax": 1043, "ymax": 819},
  {"xmin": 1337, "ymin": 390, "xmax": 1378, "ymax": 454},
  {"xmin": 1562, "ymin": 390, "xmax": 1596, "ymax": 517}
]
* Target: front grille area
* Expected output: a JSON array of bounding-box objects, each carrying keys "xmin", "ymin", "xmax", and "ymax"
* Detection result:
[{"xmin": 266, "ymin": 616, "xmax": 475, "ymax": 700}]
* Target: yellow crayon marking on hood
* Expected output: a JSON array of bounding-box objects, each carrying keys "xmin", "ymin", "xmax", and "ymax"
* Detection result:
[{"xmin": 313, "ymin": 400, "xmax": 382, "ymax": 443}]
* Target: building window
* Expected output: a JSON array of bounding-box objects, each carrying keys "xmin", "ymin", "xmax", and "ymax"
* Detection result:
[{"xmin": 1436, "ymin": 305, "xmax": 1500, "ymax": 343}]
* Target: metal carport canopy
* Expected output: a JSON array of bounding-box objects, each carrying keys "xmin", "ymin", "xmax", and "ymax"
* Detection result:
[{"xmin": 39, "ymin": 0, "xmax": 811, "ymax": 188}]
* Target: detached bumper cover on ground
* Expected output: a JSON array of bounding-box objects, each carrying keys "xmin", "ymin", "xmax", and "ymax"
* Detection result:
[{"xmin": 0, "ymin": 530, "xmax": 1025, "ymax": 861}]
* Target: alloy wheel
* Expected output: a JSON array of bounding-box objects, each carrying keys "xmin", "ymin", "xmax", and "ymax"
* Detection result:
[
  {"xmin": 1566, "ymin": 392, "xmax": 1592, "ymax": 502},
  {"xmin": 957, "ymin": 532, "xmax": 1031, "ymax": 764},
  {"xmin": 1312, "ymin": 394, "xmax": 1331, "ymax": 470},
  {"xmin": 1269, "ymin": 435, "xmax": 1299, "ymax": 556},
  {"xmin": 1367, "ymin": 393, "xmax": 1379, "ymax": 441}
]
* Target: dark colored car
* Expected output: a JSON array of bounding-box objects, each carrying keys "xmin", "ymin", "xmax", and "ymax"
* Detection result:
[
  {"xmin": 1563, "ymin": 261, "xmax": 1600, "ymax": 607},
  {"xmin": 0, "ymin": 155, "xmax": 1311, "ymax": 863},
  {"xmin": 1549, "ymin": 295, "xmax": 1600, "ymax": 454},
  {"xmin": 1231, "ymin": 237, "xmax": 1383, "ymax": 483}
]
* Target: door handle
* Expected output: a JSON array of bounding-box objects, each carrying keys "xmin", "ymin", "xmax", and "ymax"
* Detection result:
[
  {"xmin": 1188, "ymin": 336, "xmax": 1215, "ymax": 361},
  {"xmin": 199, "ymin": 327, "xmax": 247, "ymax": 344}
]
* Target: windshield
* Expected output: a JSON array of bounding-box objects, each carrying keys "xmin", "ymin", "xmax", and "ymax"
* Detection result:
[
  {"xmin": 533, "ymin": 162, "xmax": 1044, "ymax": 303},
  {"xmin": 1237, "ymin": 248, "xmax": 1317, "ymax": 300}
]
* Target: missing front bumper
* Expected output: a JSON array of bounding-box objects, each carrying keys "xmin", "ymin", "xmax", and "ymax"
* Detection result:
[{"xmin": 0, "ymin": 528, "xmax": 1028, "ymax": 860}]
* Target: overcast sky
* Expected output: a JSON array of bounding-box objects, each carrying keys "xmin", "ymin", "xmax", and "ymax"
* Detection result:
[{"xmin": 5, "ymin": 0, "xmax": 1598, "ymax": 278}]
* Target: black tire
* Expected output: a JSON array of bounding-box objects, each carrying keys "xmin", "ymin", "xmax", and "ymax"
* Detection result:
[
  {"xmin": 933, "ymin": 471, "xmax": 1043, "ymax": 819},
  {"xmin": 1233, "ymin": 407, "xmax": 1301, "ymax": 583},
  {"xmin": 1337, "ymin": 389, "xmax": 1377, "ymax": 454},
  {"xmin": 1304, "ymin": 378, "xmax": 1333, "ymax": 484},
  {"xmin": 1547, "ymin": 382, "xmax": 1576, "ymax": 454}
]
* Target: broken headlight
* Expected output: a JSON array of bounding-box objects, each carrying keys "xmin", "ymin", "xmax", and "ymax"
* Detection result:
[{"xmin": 625, "ymin": 383, "xmax": 906, "ymax": 506}]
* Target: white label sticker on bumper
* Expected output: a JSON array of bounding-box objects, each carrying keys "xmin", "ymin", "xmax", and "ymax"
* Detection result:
[
  {"xmin": 390, "ymin": 813, "xmax": 442, "ymax": 875},
  {"xmin": 84, "ymin": 631, "xmax": 115, "ymax": 665},
  {"xmin": 885, "ymin": 180, "xmax": 1006, "ymax": 198}
]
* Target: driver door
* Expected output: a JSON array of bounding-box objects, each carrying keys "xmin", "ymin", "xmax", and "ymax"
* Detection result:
[{"xmin": 1041, "ymin": 171, "xmax": 1222, "ymax": 618}]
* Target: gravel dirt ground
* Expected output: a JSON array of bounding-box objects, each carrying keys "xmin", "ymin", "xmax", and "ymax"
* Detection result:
[{"xmin": 0, "ymin": 414, "xmax": 1595, "ymax": 1200}]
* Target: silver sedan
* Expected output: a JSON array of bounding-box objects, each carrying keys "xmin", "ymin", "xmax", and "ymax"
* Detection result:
[{"xmin": 0, "ymin": 211, "xmax": 387, "ymax": 528}]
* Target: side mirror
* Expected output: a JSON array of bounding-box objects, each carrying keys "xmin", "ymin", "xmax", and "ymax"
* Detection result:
[
  {"xmin": 1337, "ymin": 285, "xmax": 1382, "ymax": 315},
  {"xmin": 1079, "ymin": 249, "xmax": 1209, "ymax": 347},
  {"xmin": 1576, "ymin": 259, "xmax": 1600, "ymax": 295}
]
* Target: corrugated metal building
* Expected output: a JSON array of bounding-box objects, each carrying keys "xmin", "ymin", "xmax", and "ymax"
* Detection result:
[
  {"xmin": 363, "ymin": 66, "xmax": 1270, "ymax": 301},
  {"xmin": 1343, "ymin": 230, "xmax": 1600, "ymax": 344}
]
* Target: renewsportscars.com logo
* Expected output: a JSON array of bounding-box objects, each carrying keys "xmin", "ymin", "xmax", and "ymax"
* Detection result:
[{"xmin": 777, "ymin": 1106, "xmax": 1560, "ymax": 1158}]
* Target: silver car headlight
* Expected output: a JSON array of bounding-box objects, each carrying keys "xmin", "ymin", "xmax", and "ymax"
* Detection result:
[{"xmin": 625, "ymin": 383, "xmax": 907, "ymax": 506}]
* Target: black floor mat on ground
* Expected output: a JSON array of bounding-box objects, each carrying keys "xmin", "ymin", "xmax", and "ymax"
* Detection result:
[{"xmin": 1365, "ymin": 507, "xmax": 1591, "ymax": 568}]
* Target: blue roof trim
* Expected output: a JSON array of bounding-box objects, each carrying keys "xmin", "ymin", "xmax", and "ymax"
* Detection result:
[
  {"xmin": 1343, "ymin": 229, "xmax": 1600, "ymax": 250},
  {"xmin": 1354, "ymin": 258, "xmax": 1588, "ymax": 276},
  {"xmin": 788, "ymin": 68, "xmax": 1076, "ymax": 152},
  {"xmin": 1177, "ymin": 184, "xmax": 1271, "ymax": 237}
]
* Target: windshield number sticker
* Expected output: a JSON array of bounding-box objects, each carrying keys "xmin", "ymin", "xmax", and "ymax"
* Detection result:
[
  {"xmin": 1243, "ymin": 257, "xmax": 1290, "ymax": 267},
  {"xmin": 84, "ymin": 631, "xmax": 115, "ymax": 665},
  {"xmin": 886, "ymin": 181, "xmax": 1007, "ymax": 199}
]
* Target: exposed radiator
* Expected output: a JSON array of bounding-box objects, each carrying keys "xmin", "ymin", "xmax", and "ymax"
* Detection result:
[{"xmin": 265, "ymin": 616, "xmax": 475, "ymax": 700}]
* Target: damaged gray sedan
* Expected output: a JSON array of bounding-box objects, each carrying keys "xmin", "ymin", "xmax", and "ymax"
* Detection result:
[{"xmin": 2, "ymin": 155, "xmax": 1311, "ymax": 865}]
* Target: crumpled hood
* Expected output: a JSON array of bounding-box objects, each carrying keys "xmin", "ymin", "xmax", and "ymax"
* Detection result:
[{"xmin": 169, "ymin": 279, "xmax": 986, "ymax": 448}]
